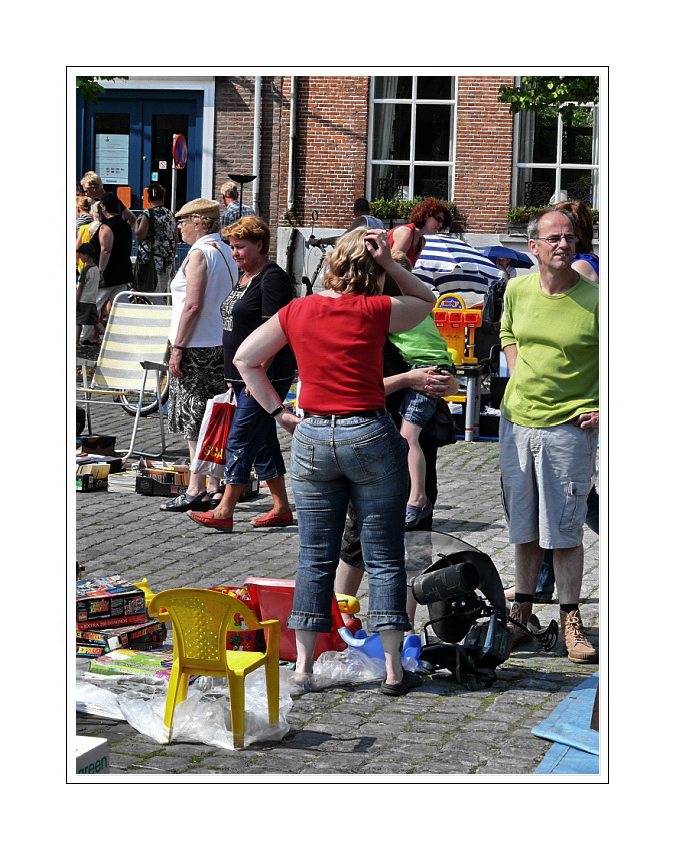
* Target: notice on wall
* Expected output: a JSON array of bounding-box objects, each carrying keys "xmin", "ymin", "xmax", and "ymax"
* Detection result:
[{"xmin": 95, "ymin": 134, "xmax": 129, "ymax": 185}]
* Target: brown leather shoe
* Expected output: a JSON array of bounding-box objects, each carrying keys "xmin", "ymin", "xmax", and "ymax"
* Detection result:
[
  {"xmin": 561, "ymin": 609, "xmax": 598, "ymax": 663},
  {"xmin": 509, "ymin": 601, "xmax": 533, "ymax": 646}
]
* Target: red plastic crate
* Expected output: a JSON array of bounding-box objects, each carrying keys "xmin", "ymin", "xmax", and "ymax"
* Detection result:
[{"xmin": 244, "ymin": 577, "xmax": 348, "ymax": 662}]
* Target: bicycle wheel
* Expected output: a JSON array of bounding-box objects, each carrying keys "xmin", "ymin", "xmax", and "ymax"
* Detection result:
[{"xmin": 118, "ymin": 373, "xmax": 171, "ymax": 416}]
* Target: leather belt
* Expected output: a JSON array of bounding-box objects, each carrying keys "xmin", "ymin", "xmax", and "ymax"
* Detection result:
[{"xmin": 304, "ymin": 407, "xmax": 387, "ymax": 420}]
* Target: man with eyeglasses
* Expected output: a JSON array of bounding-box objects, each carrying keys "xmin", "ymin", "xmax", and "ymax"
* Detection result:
[{"xmin": 499, "ymin": 208, "xmax": 599, "ymax": 664}]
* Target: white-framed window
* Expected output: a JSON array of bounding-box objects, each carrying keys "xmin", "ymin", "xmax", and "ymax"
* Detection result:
[
  {"xmin": 369, "ymin": 76, "xmax": 456, "ymax": 202},
  {"xmin": 513, "ymin": 99, "xmax": 599, "ymax": 208}
]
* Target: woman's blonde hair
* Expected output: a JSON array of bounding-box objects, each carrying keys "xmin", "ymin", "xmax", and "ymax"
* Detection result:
[
  {"xmin": 322, "ymin": 228, "xmax": 382, "ymax": 296},
  {"xmin": 222, "ymin": 215, "xmax": 270, "ymax": 253},
  {"xmin": 77, "ymin": 197, "xmax": 92, "ymax": 212}
]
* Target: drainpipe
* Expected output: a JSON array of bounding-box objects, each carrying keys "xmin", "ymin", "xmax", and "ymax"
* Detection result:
[
  {"xmin": 252, "ymin": 76, "xmax": 262, "ymax": 213},
  {"xmin": 286, "ymin": 76, "xmax": 297, "ymax": 214}
]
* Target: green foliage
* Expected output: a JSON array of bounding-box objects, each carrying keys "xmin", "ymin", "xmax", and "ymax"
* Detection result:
[
  {"xmin": 506, "ymin": 206, "xmax": 548, "ymax": 225},
  {"xmin": 369, "ymin": 198, "xmax": 400, "ymax": 221},
  {"xmin": 369, "ymin": 196, "xmax": 454, "ymax": 222},
  {"xmin": 76, "ymin": 76, "xmax": 129, "ymax": 104},
  {"xmin": 498, "ymin": 76, "xmax": 599, "ymax": 123},
  {"xmin": 507, "ymin": 205, "xmax": 599, "ymax": 226}
]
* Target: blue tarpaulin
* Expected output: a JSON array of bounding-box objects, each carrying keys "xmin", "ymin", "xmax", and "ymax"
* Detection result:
[{"xmin": 533, "ymin": 673, "xmax": 599, "ymax": 774}]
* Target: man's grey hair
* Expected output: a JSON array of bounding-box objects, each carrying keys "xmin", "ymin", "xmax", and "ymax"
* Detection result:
[{"xmin": 527, "ymin": 207, "xmax": 575, "ymax": 241}]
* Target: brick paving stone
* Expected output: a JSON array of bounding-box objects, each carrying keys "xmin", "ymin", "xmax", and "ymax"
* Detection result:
[
  {"xmin": 139, "ymin": 755, "xmax": 194, "ymax": 772},
  {"xmin": 75, "ymin": 406, "xmax": 601, "ymax": 777}
]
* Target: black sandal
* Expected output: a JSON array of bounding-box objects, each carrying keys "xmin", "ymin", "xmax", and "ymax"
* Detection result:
[
  {"xmin": 160, "ymin": 491, "xmax": 209, "ymax": 512},
  {"xmin": 208, "ymin": 485, "xmax": 225, "ymax": 511}
]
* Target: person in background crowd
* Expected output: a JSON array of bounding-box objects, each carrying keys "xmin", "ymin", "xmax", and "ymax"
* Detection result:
[
  {"xmin": 188, "ymin": 216, "xmax": 296, "ymax": 531},
  {"xmin": 134, "ymin": 182, "xmax": 178, "ymax": 293},
  {"xmin": 220, "ymin": 181, "xmax": 255, "ymax": 228},
  {"xmin": 307, "ymin": 198, "xmax": 386, "ymax": 250},
  {"xmin": 76, "ymin": 243, "xmax": 102, "ymax": 347},
  {"xmin": 80, "ymin": 171, "xmax": 137, "ymax": 229},
  {"xmin": 90, "ymin": 192, "xmax": 134, "ymax": 307},
  {"xmin": 553, "ymin": 200, "xmax": 599, "ymax": 284},
  {"xmin": 388, "ymin": 197, "xmax": 454, "ymax": 267},
  {"xmin": 352, "ymin": 197, "xmax": 385, "ymax": 230},
  {"xmin": 76, "ymin": 196, "xmax": 93, "ymax": 232},
  {"xmin": 160, "ymin": 198, "xmax": 237, "ymax": 513}
]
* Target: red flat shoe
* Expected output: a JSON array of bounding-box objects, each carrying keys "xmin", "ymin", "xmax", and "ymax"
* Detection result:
[
  {"xmin": 250, "ymin": 509, "xmax": 294, "ymax": 528},
  {"xmin": 187, "ymin": 510, "xmax": 233, "ymax": 532}
]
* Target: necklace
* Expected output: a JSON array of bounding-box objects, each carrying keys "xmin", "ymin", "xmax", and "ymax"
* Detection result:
[{"xmin": 239, "ymin": 260, "xmax": 270, "ymax": 288}]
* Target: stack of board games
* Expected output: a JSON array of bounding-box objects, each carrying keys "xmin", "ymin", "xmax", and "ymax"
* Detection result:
[{"xmin": 76, "ymin": 575, "xmax": 167, "ymax": 658}]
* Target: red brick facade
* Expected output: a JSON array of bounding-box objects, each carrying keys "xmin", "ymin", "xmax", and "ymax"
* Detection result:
[
  {"xmin": 213, "ymin": 75, "xmax": 515, "ymax": 239},
  {"xmin": 454, "ymin": 76, "xmax": 515, "ymax": 233}
]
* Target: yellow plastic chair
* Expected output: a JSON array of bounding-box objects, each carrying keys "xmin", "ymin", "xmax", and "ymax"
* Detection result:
[{"xmin": 147, "ymin": 588, "xmax": 280, "ymax": 748}]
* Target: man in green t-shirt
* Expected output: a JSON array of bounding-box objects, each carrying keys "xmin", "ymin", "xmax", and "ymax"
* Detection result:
[{"xmin": 499, "ymin": 208, "xmax": 599, "ymax": 664}]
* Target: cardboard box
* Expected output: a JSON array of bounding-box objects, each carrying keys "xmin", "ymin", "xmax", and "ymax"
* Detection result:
[
  {"xmin": 239, "ymin": 474, "xmax": 260, "ymax": 501},
  {"xmin": 77, "ymin": 576, "xmax": 147, "ymax": 624},
  {"xmin": 76, "ymin": 629, "xmax": 166, "ymax": 657},
  {"xmin": 79, "ymin": 435, "xmax": 117, "ymax": 455},
  {"xmin": 77, "ymin": 454, "xmax": 125, "ymax": 474},
  {"xmin": 75, "ymin": 736, "xmax": 110, "ymax": 774},
  {"xmin": 135, "ymin": 475, "xmax": 188, "ymax": 497},
  {"xmin": 76, "ymin": 618, "xmax": 167, "ymax": 654},
  {"xmin": 77, "ymin": 614, "xmax": 149, "ymax": 629},
  {"xmin": 76, "ymin": 472, "xmax": 109, "ymax": 492},
  {"xmin": 76, "ymin": 462, "xmax": 110, "ymax": 492}
]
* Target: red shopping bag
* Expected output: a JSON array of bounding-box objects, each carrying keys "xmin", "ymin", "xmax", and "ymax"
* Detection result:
[{"xmin": 190, "ymin": 390, "xmax": 237, "ymax": 478}]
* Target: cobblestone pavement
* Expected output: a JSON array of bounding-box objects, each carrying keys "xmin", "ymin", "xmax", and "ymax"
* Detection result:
[{"xmin": 75, "ymin": 402, "xmax": 600, "ymax": 777}]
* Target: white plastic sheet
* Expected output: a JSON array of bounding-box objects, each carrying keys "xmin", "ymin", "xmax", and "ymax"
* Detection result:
[
  {"xmin": 76, "ymin": 663, "xmax": 293, "ymax": 749},
  {"xmin": 311, "ymin": 645, "xmax": 424, "ymax": 689}
]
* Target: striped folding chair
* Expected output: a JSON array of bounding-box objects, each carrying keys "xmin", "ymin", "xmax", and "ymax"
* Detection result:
[{"xmin": 77, "ymin": 291, "xmax": 173, "ymax": 460}]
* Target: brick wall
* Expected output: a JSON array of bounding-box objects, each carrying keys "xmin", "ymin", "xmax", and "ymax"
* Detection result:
[
  {"xmin": 213, "ymin": 75, "xmax": 516, "ymax": 241},
  {"xmin": 214, "ymin": 76, "xmax": 288, "ymax": 250},
  {"xmin": 290, "ymin": 76, "xmax": 370, "ymax": 229},
  {"xmin": 453, "ymin": 76, "xmax": 515, "ymax": 233}
]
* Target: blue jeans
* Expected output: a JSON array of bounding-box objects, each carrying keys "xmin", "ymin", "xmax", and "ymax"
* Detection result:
[
  {"xmin": 287, "ymin": 411, "xmax": 411, "ymax": 634},
  {"xmin": 223, "ymin": 378, "xmax": 293, "ymax": 485}
]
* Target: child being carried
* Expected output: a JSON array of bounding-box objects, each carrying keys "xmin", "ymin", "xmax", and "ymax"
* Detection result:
[{"xmin": 386, "ymin": 251, "xmax": 458, "ymax": 529}]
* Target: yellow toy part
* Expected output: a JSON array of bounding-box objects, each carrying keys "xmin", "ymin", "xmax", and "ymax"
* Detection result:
[
  {"xmin": 335, "ymin": 594, "xmax": 360, "ymax": 615},
  {"xmin": 433, "ymin": 293, "xmax": 483, "ymax": 365},
  {"xmin": 133, "ymin": 577, "xmax": 155, "ymax": 605},
  {"xmin": 148, "ymin": 588, "xmax": 280, "ymax": 748}
]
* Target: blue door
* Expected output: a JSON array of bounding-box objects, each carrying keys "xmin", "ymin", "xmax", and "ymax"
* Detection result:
[{"xmin": 78, "ymin": 89, "xmax": 203, "ymax": 211}]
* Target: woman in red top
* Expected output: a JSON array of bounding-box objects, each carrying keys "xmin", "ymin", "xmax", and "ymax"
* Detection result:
[
  {"xmin": 233, "ymin": 228, "xmax": 436, "ymax": 696},
  {"xmin": 388, "ymin": 197, "xmax": 454, "ymax": 267}
]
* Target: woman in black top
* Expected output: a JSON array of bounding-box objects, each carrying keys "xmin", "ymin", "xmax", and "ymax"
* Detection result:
[
  {"xmin": 188, "ymin": 216, "xmax": 296, "ymax": 533},
  {"xmin": 91, "ymin": 192, "xmax": 133, "ymax": 306}
]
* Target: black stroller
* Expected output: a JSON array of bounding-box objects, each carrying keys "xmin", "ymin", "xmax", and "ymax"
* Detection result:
[{"xmin": 404, "ymin": 531, "xmax": 558, "ymax": 688}]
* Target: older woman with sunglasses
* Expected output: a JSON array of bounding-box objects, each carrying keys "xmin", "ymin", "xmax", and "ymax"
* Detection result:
[
  {"xmin": 388, "ymin": 197, "xmax": 454, "ymax": 268},
  {"xmin": 159, "ymin": 198, "xmax": 237, "ymax": 513}
]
